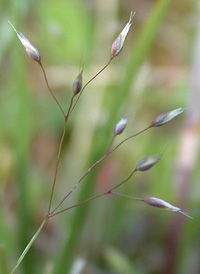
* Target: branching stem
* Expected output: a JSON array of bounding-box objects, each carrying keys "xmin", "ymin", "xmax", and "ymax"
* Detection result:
[
  {"xmin": 50, "ymin": 167, "xmax": 137, "ymax": 217},
  {"xmin": 10, "ymin": 126, "xmax": 149, "ymax": 272},
  {"xmin": 47, "ymin": 94, "xmax": 75, "ymax": 213},
  {"xmin": 50, "ymin": 133, "xmax": 116, "ymax": 214},
  {"xmin": 50, "ymin": 125, "xmax": 150, "ymax": 214}
]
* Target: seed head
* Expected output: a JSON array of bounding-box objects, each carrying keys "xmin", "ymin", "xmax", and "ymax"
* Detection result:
[
  {"xmin": 151, "ymin": 108, "xmax": 184, "ymax": 127},
  {"xmin": 114, "ymin": 118, "xmax": 127, "ymax": 135},
  {"xmin": 111, "ymin": 11, "xmax": 135, "ymax": 58},
  {"xmin": 136, "ymin": 155, "xmax": 160, "ymax": 171},
  {"xmin": 143, "ymin": 197, "xmax": 192, "ymax": 218},
  {"xmin": 8, "ymin": 21, "xmax": 41, "ymax": 62},
  {"xmin": 73, "ymin": 70, "xmax": 83, "ymax": 95}
]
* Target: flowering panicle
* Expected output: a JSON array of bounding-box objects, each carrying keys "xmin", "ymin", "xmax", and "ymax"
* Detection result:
[{"xmin": 8, "ymin": 12, "xmax": 192, "ymax": 274}]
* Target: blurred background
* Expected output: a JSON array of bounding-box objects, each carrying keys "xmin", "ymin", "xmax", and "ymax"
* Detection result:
[{"xmin": 0, "ymin": 0, "xmax": 200, "ymax": 273}]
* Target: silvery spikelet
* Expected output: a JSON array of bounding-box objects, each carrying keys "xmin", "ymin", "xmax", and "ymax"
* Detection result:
[
  {"xmin": 151, "ymin": 107, "xmax": 184, "ymax": 127},
  {"xmin": 136, "ymin": 155, "xmax": 160, "ymax": 171},
  {"xmin": 114, "ymin": 118, "xmax": 127, "ymax": 135},
  {"xmin": 143, "ymin": 197, "xmax": 192, "ymax": 218},
  {"xmin": 9, "ymin": 21, "xmax": 41, "ymax": 62}
]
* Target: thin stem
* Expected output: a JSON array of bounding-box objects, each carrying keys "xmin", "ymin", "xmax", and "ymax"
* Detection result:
[
  {"xmin": 50, "ymin": 134, "xmax": 116, "ymax": 214},
  {"xmin": 47, "ymin": 121, "xmax": 67, "ymax": 213},
  {"xmin": 108, "ymin": 169, "xmax": 137, "ymax": 192},
  {"xmin": 69, "ymin": 58, "xmax": 113, "ymax": 116},
  {"xmin": 47, "ymin": 93, "xmax": 75, "ymax": 213},
  {"xmin": 47, "ymin": 89, "xmax": 75, "ymax": 213},
  {"xmin": 110, "ymin": 125, "xmax": 151, "ymax": 154},
  {"xmin": 66, "ymin": 95, "xmax": 75, "ymax": 119},
  {"xmin": 39, "ymin": 61, "xmax": 66, "ymax": 118},
  {"xmin": 107, "ymin": 133, "xmax": 116, "ymax": 152},
  {"xmin": 51, "ymin": 167, "xmax": 137, "ymax": 217},
  {"xmin": 50, "ymin": 192, "xmax": 107, "ymax": 217},
  {"xmin": 111, "ymin": 191, "xmax": 143, "ymax": 201},
  {"xmin": 10, "ymin": 218, "xmax": 47, "ymax": 274}
]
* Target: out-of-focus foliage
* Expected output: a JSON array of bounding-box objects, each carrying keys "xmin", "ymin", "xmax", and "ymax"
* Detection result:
[{"xmin": 0, "ymin": 0, "xmax": 199, "ymax": 274}]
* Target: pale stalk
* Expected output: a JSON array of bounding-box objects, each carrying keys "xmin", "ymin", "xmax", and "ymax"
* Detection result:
[
  {"xmin": 10, "ymin": 218, "xmax": 47, "ymax": 274},
  {"xmin": 111, "ymin": 191, "xmax": 143, "ymax": 201}
]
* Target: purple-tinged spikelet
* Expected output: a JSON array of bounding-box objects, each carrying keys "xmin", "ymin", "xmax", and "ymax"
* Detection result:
[
  {"xmin": 73, "ymin": 70, "xmax": 83, "ymax": 95},
  {"xmin": 111, "ymin": 12, "xmax": 135, "ymax": 58},
  {"xmin": 136, "ymin": 155, "xmax": 160, "ymax": 171},
  {"xmin": 143, "ymin": 197, "xmax": 192, "ymax": 218},
  {"xmin": 8, "ymin": 21, "xmax": 41, "ymax": 62},
  {"xmin": 151, "ymin": 108, "xmax": 183, "ymax": 127},
  {"xmin": 114, "ymin": 118, "xmax": 127, "ymax": 135}
]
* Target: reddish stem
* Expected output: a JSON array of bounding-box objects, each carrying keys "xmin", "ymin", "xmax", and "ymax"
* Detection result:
[
  {"xmin": 39, "ymin": 61, "xmax": 66, "ymax": 118},
  {"xmin": 50, "ymin": 167, "xmax": 137, "ymax": 217}
]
